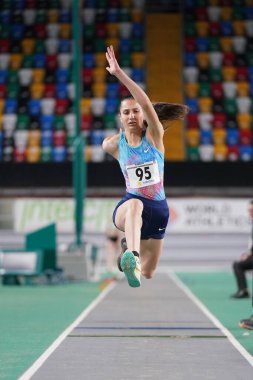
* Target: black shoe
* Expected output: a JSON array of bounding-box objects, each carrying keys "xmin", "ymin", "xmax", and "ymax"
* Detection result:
[
  {"xmin": 230, "ymin": 290, "xmax": 250, "ymax": 299},
  {"xmin": 117, "ymin": 238, "xmax": 128, "ymax": 272},
  {"xmin": 239, "ymin": 317, "xmax": 253, "ymax": 330}
]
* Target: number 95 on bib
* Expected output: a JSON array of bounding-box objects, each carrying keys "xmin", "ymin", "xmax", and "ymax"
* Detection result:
[{"xmin": 126, "ymin": 160, "xmax": 160, "ymax": 189}]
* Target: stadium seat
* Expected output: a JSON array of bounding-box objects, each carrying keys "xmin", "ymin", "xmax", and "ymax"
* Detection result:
[
  {"xmin": 227, "ymin": 128, "xmax": 239, "ymax": 146},
  {"xmin": 199, "ymin": 144, "xmax": 214, "ymax": 161},
  {"xmin": 214, "ymin": 143, "xmax": 228, "ymax": 161},
  {"xmin": 237, "ymin": 113, "xmax": 251, "ymax": 129},
  {"xmin": 185, "ymin": 83, "xmax": 199, "ymax": 98},
  {"xmin": 186, "ymin": 129, "xmax": 200, "ymax": 146},
  {"xmin": 239, "ymin": 145, "xmax": 253, "ymax": 160},
  {"xmin": 236, "ymin": 97, "xmax": 251, "ymax": 113},
  {"xmin": 227, "ymin": 145, "xmax": 239, "ymax": 160}
]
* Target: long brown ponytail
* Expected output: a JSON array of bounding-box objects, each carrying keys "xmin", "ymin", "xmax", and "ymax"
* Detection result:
[{"xmin": 152, "ymin": 102, "xmax": 189, "ymax": 131}]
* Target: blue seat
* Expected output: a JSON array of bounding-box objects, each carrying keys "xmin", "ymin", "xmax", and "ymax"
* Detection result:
[
  {"xmin": 196, "ymin": 37, "xmax": 209, "ymax": 52},
  {"xmin": 4, "ymin": 99, "xmax": 17, "ymax": 113},
  {"xmin": 245, "ymin": 7, "xmax": 253, "ymax": 20},
  {"xmin": 249, "ymin": 81, "xmax": 253, "ymax": 97},
  {"xmin": 13, "ymin": 0, "xmax": 25, "ymax": 9},
  {"xmin": 105, "ymin": 98, "xmax": 119, "ymax": 114},
  {"xmin": 186, "ymin": 98, "xmax": 198, "ymax": 113},
  {"xmin": 107, "ymin": 9, "xmax": 119, "ymax": 22},
  {"xmin": 83, "ymin": 53, "xmax": 95, "ymax": 68},
  {"xmin": 227, "ymin": 129, "xmax": 239, "ymax": 146},
  {"xmin": 11, "ymin": 24, "xmax": 24, "ymax": 40},
  {"xmin": 56, "ymin": 84, "xmax": 68, "ymax": 99},
  {"xmin": 184, "ymin": 52, "xmax": 197, "ymax": 66},
  {"xmin": 119, "ymin": 38, "xmax": 131, "ymax": 53},
  {"xmin": 40, "ymin": 115, "xmax": 54, "ymax": 130},
  {"xmin": 200, "ymin": 129, "xmax": 212, "ymax": 145},
  {"xmin": 53, "ymin": 146, "xmax": 67, "ymax": 162},
  {"xmin": 106, "ymin": 83, "xmax": 119, "ymax": 98},
  {"xmin": 220, "ymin": 21, "xmax": 233, "ymax": 36},
  {"xmin": 0, "ymin": 10, "xmax": 11, "ymax": 24},
  {"xmin": 41, "ymin": 130, "xmax": 53, "ymax": 147},
  {"xmin": 0, "ymin": 70, "xmax": 7, "ymax": 84},
  {"xmin": 132, "ymin": 68, "xmax": 145, "ymax": 82},
  {"xmin": 240, "ymin": 145, "xmax": 253, "ymax": 160},
  {"xmin": 56, "ymin": 69, "xmax": 69, "ymax": 84},
  {"xmin": 90, "ymin": 130, "xmax": 104, "ymax": 145},
  {"xmin": 249, "ymin": 68, "xmax": 253, "ymax": 81},
  {"xmin": 59, "ymin": 10, "xmax": 71, "ymax": 23},
  {"xmin": 34, "ymin": 53, "xmax": 46, "ymax": 68},
  {"xmin": 28, "ymin": 100, "xmax": 41, "ymax": 116},
  {"xmin": 85, "ymin": 0, "xmax": 96, "ymax": 6},
  {"xmin": 59, "ymin": 39, "xmax": 71, "ymax": 53},
  {"xmin": 132, "ymin": 23, "xmax": 144, "ymax": 38}
]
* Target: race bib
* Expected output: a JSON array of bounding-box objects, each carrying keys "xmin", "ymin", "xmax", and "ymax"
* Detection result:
[{"xmin": 126, "ymin": 160, "xmax": 160, "ymax": 189}]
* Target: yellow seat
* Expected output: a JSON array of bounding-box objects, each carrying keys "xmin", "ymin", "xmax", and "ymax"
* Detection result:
[
  {"xmin": 185, "ymin": 83, "xmax": 199, "ymax": 98},
  {"xmin": 92, "ymin": 82, "xmax": 106, "ymax": 97},
  {"xmin": 208, "ymin": 0, "xmax": 219, "ymax": 5},
  {"xmin": 221, "ymin": 7, "xmax": 232, "ymax": 20},
  {"xmin": 120, "ymin": 0, "xmax": 131, "ymax": 7},
  {"xmin": 220, "ymin": 37, "xmax": 233, "ymax": 52},
  {"xmin": 60, "ymin": 24, "xmax": 71, "ymax": 39},
  {"xmin": 196, "ymin": 21, "xmax": 209, "ymax": 37},
  {"xmin": 92, "ymin": 67, "xmax": 107, "ymax": 83},
  {"xmin": 106, "ymin": 38, "xmax": 119, "ymax": 51},
  {"xmin": 95, "ymin": 53, "xmax": 106, "ymax": 68},
  {"xmin": 28, "ymin": 130, "xmax": 41, "ymax": 147},
  {"xmin": 132, "ymin": 52, "xmax": 145, "ymax": 68},
  {"xmin": 84, "ymin": 145, "xmax": 92, "ymax": 162},
  {"xmin": 237, "ymin": 82, "xmax": 249, "ymax": 97},
  {"xmin": 132, "ymin": 9, "xmax": 144, "ymax": 22},
  {"xmin": 233, "ymin": 21, "xmax": 245, "ymax": 36},
  {"xmin": 0, "ymin": 115, "xmax": 3, "ymax": 129},
  {"xmin": 213, "ymin": 129, "xmax": 226, "ymax": 144},
  {"xmin": 197, "ymin": 52, "xmax": 209, "ymax": 69},
  {"xmin": 0, "ymin": 100, "xmax": 4, "ymax": 114},
  {"xmin": 106, "ymin": 23, "xmax": 119, "ymax": 37},
  {"xmin": 47, "ymin": 10, "xmax": 58, "ymax": 23},
  {"xmin": 26, "ymin": 146, "xmax": 41, "ymax": 162},
  {"xmin": 30, "ymin": 83, "xmax": 45, "ymax": 99},
  {"xmin": 222, "ymin": 66, "xmax": 236, "ymax": 81},
  {"xmin": 214, "ymin": 144, "xmax": 228, "ymax": 161},
  {"xmin": 81, "ymin": 98, "xmax": 92, "ymax": 115},
  {"xmin": 237, "ymin": 113, "xmax": 252, "ymax": 129},
  {"xmin": 186, "ymin": 129, "xmax": 200, "ymax": 147},
  {"xmin": 245, "ymin": 0, "xmax": 253, "ymax": 5},
  {"xmin": 199, "ymin": 97, "xmax": 213, "ymax": 113},
  {"xmin": 21, "ymin": 39, "xmax": 35, "ymax": 54},
  {"xmin": 32, "ymin": 69, "xmax": 45, "ymax": 83},
  {"xmin": 10, "ymin": 54, "xmax": 22, "ymax": 69}
]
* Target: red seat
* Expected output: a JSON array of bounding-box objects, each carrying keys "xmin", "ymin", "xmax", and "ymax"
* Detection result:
[
  {"xmin": 223, "ymin": 52, "xmax": 235, "ymax": 66},
  {"xmin": 185, "ymin": 37, "xmax": 196, "ymax": 52},
  {"xmin": 0, "ymin": 84, "xmax": 7, "ymax": 98},
  {"xmin": 209, "ymin": 22, "xmax": 220, "ymax": 36},
  {"xmin": 227, "ymin": 145, "xmax": 239, "ymax": 161},
  {"xmin": 236, "ymin": 67, "xmax": 248, "ymax": 81},
  {"xmin": 213, "ymin": 113, "xmax": 227, "ymax": 129},
  {"xmin": 187, "ymin": 113, "xmax": 199, "ymax": 128},
  {"xmin": 211, "ymin": 83, "xmax": 223, "ymax": 100},
  {"xmin": 119, "ymin": 83, "xmax": 130, "ymax": 98},
  {"xmin": 34, "ymin": 25, "xmax": 47, "ymax": 39},
  {"xmin": 55, "ymin": 99, "xmax": 69, "ymax": 115},
  {"xmin": 95, "ymin": 23, "xmax": 107, "ymax": 38},
  {"xmin": 0, "ymin": 40, "xmax": 10, "ymax": 53},
  {"xmin": 44, "ymin": 84, "xmax": 56, "ymax": 98},
  {"xmin": 239, "ymin": 129, "xmax": 252, "ymax": 145},
  {"xmin": 46, "ymin": 55, "xmax": 58, "ymax": 70},
  {"xmin": 195, "ymin": 7, "xmax": 208, "ymax": 21},
  {"xmin": 14, "ymin": 148, "xmax": 26, "ymax": 162},
  {"xmin": 53, "ymin": 130, "xmax": 66, "ymax": 146},
  {"xmin": 81, "ymin": 114, "xmax": 92, "ymax": 130},
  {"xmin": 83, "ymin": 68, "xmax": 93, "ymax": 86}
]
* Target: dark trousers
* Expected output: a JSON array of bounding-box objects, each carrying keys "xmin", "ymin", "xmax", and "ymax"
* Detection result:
[{"xmin": 233, "ymin": 255, "xmax": 253, "ymax": 290}]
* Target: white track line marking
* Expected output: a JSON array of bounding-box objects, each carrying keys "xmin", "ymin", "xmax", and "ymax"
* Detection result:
[
  {"xmin": 168, "ymin": 271, "xmax": 253, "ymax": 367},
  {"xmin": 18, "ymin": 282, "xmax": 116, "ymax": 380}
]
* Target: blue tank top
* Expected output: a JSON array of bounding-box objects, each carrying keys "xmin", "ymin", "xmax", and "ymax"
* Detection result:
[{"xmin": 118, "ymin": 131, "xmax": 165, "ymax": 201}]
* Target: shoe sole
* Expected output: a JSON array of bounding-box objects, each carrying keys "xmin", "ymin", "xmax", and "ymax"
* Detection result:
[{"xmin": 121, "ymin": 251, "xmax": 140, "ymax": 288}]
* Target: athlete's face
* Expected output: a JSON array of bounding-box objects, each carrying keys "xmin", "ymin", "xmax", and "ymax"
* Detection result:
[{"xmin": 119, "ymin": 99, "xmax": 144, "ymax": 132}]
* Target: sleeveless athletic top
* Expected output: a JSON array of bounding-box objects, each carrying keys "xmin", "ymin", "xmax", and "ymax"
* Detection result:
[{"xmin": 118, "ymin": 131, "xmax": 165, "ymax": 201}]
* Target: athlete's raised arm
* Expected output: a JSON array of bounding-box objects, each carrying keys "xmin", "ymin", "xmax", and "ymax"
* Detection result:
[{"xmin": 105, "ymin": 45, "xmax": 164, "ymax": 151}]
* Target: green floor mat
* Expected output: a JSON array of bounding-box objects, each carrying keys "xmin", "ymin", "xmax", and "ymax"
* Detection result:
[
  {"xmin": 176, "ymin": 272, "xmax": 253, "ymax": 355},
  {"xmin": 0, "ymin": 282, "xmax": 100, "ymax": 380}
]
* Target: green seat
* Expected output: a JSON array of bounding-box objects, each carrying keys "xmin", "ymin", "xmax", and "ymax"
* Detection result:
[
  {"xmin": 120, "ymin": 53, "xmax": 131, "ymax": 67},
  {"xmin": 36, "ymin": 10, "xmax": 47, "ymax": 23},
  {"xmin": 1, "ymin": 0, "xmax": 11, "ymax": 9},
  {"xmin": 199, "ymin": 83, "xmax": 211, "ymax": 97},
  {"xmin": 209, "ymin": 37, "xmax": 220, "ymax": 52},
  {"xmin": 7, "ymin": 83, "xmax": 19, "ymax": 99},
  {"xmin": 104, "ymin": 114, "xmax": 117, "ymax": 129},
  {"xmin": 120, "ymin": 9, "xmax": 131, "ymax": 22},
  {"xmin": 233, "ymin": 0, "xmax": 244, "ymax": 5},
  {"xmin": 7, "ymin": 70, "xmax": 19, "ymax": 84},
  {"xmin": 17, "ymin": 114, "xmax": 30, "ymax": 130},
  {"xmin": 94, "ymin": 38, "xmax": 106, "ymax": 52},
  {"xmin": 246, "ymin": 52, "xmax": 253, "ymax": 66},
  {"xmin": 210, "ymin": 68, "xmax": 222, "ymax": 83},
  {"xmin": 83, "ymin": 24, "xmax": 95, "ymax": 39},
  {"xmin": 184, "ymin": 21, "xmax": 196, "ymax": 37},
  {"xmin": 187, "ymin": 146, "xmax": 199, "ymax": 161},
  {"xmin": 224, "ymin": 98, "xmax": 237, "ymax": 116},
  {"xmin": 67, "ymin": 135, "xmax": 75, "ymax": 147},
  {"xmin": 232, "ymin": 6, "xmax": 244, "ymax": 20},
  {"xmin": 132, "ymin": 38, "xmax": 144, "ymax": 52},
  {"xmin": 196, "ymin": 0, "xmax": 207, "ymax": 5},
  {"xmin": 0, "ymin": 24, "xmax": 10, "ymax": 38},
  {"xmin": 48, "ymin": 0, "xmax": 60, "ymax": 8},
  {"xmin": 22, "ymin": 55, "xmax": 34, "ymax": 68},
  {"xmin": 34, "ymin": 40, "xmax": 45, "ymax": 53},
  {"xmin": 96, "ymin": 0, "xmax": 107, "ymax": 7},
  {"xmin": 41, "ymin": 147, "xmax": 52, "ymax": 162},
  {"xmin": 54, "ymin": 115, "xmax": 65, "ymax": 130}
]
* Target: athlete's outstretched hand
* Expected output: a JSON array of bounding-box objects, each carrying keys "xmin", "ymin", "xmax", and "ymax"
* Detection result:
[{"xmin": 106, "ymin": 45, "xmax": 121, "ymax": 76}]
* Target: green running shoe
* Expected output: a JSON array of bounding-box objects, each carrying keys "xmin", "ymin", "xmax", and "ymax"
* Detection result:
[{"xmin": 120, "ymin": 250, "xmax": 141, "ymax": 288}]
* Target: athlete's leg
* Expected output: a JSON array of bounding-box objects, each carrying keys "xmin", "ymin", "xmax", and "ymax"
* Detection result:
[
  {"xmin": 140, "ymin": 239, "xmax": 164, "ymax": 279},
  {"xmin": 114, "ymin": 198, "xmax": 143, "ymax": 253}
]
